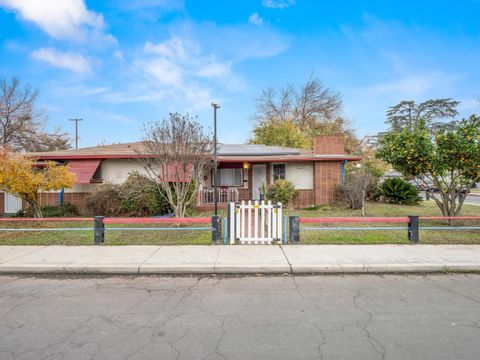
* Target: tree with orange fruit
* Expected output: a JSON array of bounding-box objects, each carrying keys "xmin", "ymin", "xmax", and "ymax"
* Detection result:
[
  {"xmin": 377, "ymin": 116, "xmax": 480, "ymax": 217},
  {"xmin": 0, "ymin": 149, "xmax": 75, "ymax": 217}
]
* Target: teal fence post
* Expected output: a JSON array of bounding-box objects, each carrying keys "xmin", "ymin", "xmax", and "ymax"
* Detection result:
[
  {"xmin": 94, "ymin": 216, "xmax": 105, "ymax": 245},
  {"xmin": 408, "ymin": 215, "xmax": 419, "ymax": 243},
  {"xmin": 212, "ymin": 215, "xmax": 221, "ymax": 244},
  {"xmin": 289, "ymin": 216, "xmax": 300, "ymax": 244}
]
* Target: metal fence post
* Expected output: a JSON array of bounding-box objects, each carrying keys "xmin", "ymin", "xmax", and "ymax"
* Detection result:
[
  {"xmin": 94, "ymin": 216, "xmax": 105, "ymax": 245},
  {"xmin": 408, "ymin": 215, "xmax": 419, "ymax": 243},
  {"xmin": 223, "ymin": 217, "xmax": 227, "ymax": 245},
  {"xmin": 289, "ymin": 216, "xmax": 300, "ymax": 244},
  {"xmin": 212, "ymin": 215, "xmax": 221, "ymax": 244}
]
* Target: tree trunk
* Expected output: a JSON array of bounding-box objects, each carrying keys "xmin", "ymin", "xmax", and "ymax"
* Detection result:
[
  {"xmin": 361, "ymin": 189, "xmax": 366, "ymax": 217},
  {"xmin": 27, "ymin": 200, "xmax": 42, "ymax": 218}
]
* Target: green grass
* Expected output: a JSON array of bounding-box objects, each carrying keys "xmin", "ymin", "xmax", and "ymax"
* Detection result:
[
  {"xmin": 0, "ymin": 221, "xmax": 212, "ymax": 246},
  {"xmin": 289, "ymin": 201, "xmax": 480, "ymax": 245},
  {"xmin": 0, "ymin": 200, "xmax": 478, "ymax": 245}
]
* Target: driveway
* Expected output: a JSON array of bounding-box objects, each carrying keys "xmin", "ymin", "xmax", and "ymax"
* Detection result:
[{"xmin": 1, "ymin": 274, "xmax": 480, "ymax": 359}]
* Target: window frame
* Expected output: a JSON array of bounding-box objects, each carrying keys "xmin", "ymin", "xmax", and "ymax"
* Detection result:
[
  {"xmin": 212, "ymin": 167, "xmax": 244, "ymax": 187},
  {"xmin": 272, "ymin": 163, "xmax": 286, "ymax": 182}
]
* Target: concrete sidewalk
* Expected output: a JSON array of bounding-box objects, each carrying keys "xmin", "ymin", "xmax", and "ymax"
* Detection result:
[{"xmin": 1, "ymin": 244, "xmax": 480, "ymax": 274}]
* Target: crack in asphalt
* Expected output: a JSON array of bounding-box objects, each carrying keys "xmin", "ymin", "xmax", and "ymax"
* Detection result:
[
  {"xmin": 352, "ymin": 290, "xmax": 386, "ymax": 360},
  {"xmin": 2, "ymin": 274, "xmax": 480, "ymax": 360}
]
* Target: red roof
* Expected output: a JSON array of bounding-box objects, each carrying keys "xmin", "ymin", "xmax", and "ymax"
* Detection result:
[{"xmin": 67, "ymin": 160, "xmax": 101, "ymax": 184}]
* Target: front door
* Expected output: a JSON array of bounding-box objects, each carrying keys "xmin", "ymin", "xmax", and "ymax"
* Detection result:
[
  {"xmin": 252, "ymin": 164, "xmax": 266, "ymax": 200},
  {"xmin": 4, "ymin": 193, "xmax": 23, "ymax": 214}
]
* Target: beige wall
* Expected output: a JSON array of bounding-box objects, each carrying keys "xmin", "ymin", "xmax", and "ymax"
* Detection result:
[
  {"xmin": 65, "ymin": 184, "xmax": 99, "ymax": 193},
  {"xmin": 46, "ymin": 159, "xmax": 148, "ymax": 194},
  {"xmin": 271, "ymin": 162, "xmax": 314, "ymax": 190},
  {"xmin": 100, "ymin": 159, "xmax": 149, "ymax": 184}
]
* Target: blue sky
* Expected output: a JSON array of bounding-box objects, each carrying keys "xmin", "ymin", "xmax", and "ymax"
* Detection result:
[{"xmin": 1, "ymin": 0, "xmax": 479, "ymax": 147}]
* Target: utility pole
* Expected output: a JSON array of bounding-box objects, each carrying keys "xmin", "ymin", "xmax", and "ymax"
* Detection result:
[
  {"xmin": 211, "ymin": 102, "xmax": 220, "ymax": 216},
  {"xmin": 69, "ymin": 118, "xmax": 83, "ymax": 149}
]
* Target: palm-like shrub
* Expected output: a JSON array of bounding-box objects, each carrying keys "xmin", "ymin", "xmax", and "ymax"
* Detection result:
[{"xmin": 377, "ymin": 178, "xmax": 421, "ymax": 205}]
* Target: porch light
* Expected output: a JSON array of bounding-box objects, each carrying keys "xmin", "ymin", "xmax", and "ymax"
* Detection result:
[{"xmin": 243, "ymin": 162, "xmax": 251, "ymax": 170}]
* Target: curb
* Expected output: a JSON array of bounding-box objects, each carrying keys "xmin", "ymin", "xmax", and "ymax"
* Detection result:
[{"xmin": 2, "ymin": 264, "xmax": 480, "ymax": 275}]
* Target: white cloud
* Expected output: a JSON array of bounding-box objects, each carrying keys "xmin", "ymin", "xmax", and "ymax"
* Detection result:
[
  {"xmin": 0, "ymin": 0, "xmax": 115, "ymax": 43},
  {"xmin": 458, "ymin": 98, "xmax": 480, "ymax": 111},
  {"xmin": 113, "ymin": 50, "xmax": 124, "ymax": 60},
  {"xmin": 144, "ymin": 38, "xmax": 187, "ymax": 59},
  {"xmin": 249, "ymin": 12, "xmax": 264, "ymax": 26},
  {"xmin": 197, "ymin": 60, "xmax": 231, "ymax": 78},
  {"xmin": 262, "ymin": 0, "xmax": 295, "ymax": 9},
  {"xmin": 118, "ymin": 0, "xmax": 183, "ymax": 10},
  {"xmin": 137, "ymin": 57, "xmax": 183, "ymax": 86},
  {"xmin": 100, "ymin": 19, "xmax": 287, "ymax": 111},
  {"xmin": 140, "ymin": 36, "xmax": 233, "ymax": 84},
  {"xmin": 31, "ymin": 48, "xmax": 91, "ymax": 74},
  {"xmin": 109, "ymin": 114, "xmax": 136, "ymax": 124},
  {"xmin": 364, "ymin": 71, "xmax": 459, "ymax": 98}
]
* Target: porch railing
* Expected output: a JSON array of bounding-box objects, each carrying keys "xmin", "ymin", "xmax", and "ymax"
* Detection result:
[{"xmin": 198, "ymin": 188, "xmax": 239, "ymax": 205}]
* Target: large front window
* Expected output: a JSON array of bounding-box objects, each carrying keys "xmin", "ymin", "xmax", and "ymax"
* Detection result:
[
  {"xmin": 215, "ymin": 168, "xmax": 243, "ymax": 186},
  {"xmin": 273, "ymin": 164, "xmax": 286, "ymax": 181}
]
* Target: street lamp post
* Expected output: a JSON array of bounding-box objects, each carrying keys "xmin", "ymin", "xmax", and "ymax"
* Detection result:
[{"xmin": 211, "ymin": 102, "xmax": 220, "ymax": 216}]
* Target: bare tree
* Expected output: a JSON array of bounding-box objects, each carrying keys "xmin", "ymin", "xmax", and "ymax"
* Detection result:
[
  {"xmin": 0, "ymin": 76, "xmax": 70, "ymax": 152},
  {"xmin": 255, "ymin": 75, "xmax": 342, "ymax": 130},
  {"xmin": 386, "ymin": 99, "xmax": 459, "ymax": 132},
  {"xmin": 340, "ymin": 169, "xmax": 374, "ymax": 216},
  {"xmin": 252, "ymin": 75, "xmax": 355, "ymax": 151},
  {"xmin": 139, "ymin": 113, "xmax": 213, "ymax": 217}
]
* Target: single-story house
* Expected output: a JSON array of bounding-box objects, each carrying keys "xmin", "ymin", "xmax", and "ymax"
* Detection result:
[{"xmin": 0, "ymin": 136, "xmax": 361, "ymax": 215}]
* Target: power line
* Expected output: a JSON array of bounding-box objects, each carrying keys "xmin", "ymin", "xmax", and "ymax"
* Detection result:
[{"xmin": 69, "ymin": 118, "xmax": 83, "ymax": 149}]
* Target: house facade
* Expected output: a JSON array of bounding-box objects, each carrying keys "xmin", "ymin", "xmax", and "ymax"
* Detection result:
[{"xmin": 0, "ymin": 136, "xmax": 360, "ymax": 215}]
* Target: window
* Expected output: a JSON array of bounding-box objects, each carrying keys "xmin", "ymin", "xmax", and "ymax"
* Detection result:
[
  {"xmin": 215, "ymin": 168, "xmax": 243, "ymax": 186},
  {"xmin": 273, "ymin": 164, "xmax": 286, "ymax": 181}
]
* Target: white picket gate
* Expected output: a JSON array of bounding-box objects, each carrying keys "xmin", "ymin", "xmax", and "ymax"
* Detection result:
[{"xmin": 228, "ymin": 200, "xmax": 282, "ymax": 244}]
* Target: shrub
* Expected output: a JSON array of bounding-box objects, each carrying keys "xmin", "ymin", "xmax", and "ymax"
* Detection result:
[
  {"xmin": 85, "ymin": 183, "xmax": 123, "ymax": 216},
  {"xmin": 266, "ymin": 179, "xmax": 298, "ymax": 207},
  {"xmin": 119, "ymin": 172, "xmax": 170, "ymax": 216},
  {"xmin": 85, "ymin": 173, "xmax": 172, "ymax": 216},
  {"xmin": 15, "ymin": 203, "xmax": 79, "ymax": 217},
  {"xmin": 376, "ymin": 178, "xmax": 422, "ymax": 205}
]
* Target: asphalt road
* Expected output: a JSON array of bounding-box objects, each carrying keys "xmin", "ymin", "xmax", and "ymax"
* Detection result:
[
  {"xmin": 463, "ymin": 194, "xmax": 480, "ymax": 206},
  {"xmin": 421, "ymin": 192, "xmax": 480, "ymax": 206},
  {"xmin": 1, "ymin": 274, "xmax": 480, "ymax": 360}
]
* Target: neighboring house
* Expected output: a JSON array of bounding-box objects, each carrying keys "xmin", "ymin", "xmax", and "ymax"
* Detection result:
[{"xmin": 0, "ymin": 136, "xmax": 360, "ymax": 215}]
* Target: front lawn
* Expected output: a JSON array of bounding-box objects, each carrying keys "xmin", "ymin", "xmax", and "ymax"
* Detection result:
[
  {"xmin": 0, "ymin": 200, "xmax": 478, "ymax": 245},
  {"xmin": 290, "ymin": 201, "xmax": 480, "ymax": 245}
]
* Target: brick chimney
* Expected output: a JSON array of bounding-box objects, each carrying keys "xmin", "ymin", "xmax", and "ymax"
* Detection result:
[{"xmin": 313, "ymin": 136, "xmax": 345, "ymax": 155}]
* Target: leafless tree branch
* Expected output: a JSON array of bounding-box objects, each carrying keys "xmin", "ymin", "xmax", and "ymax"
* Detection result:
[{"xmin": 138, "ymin": 113, "xmax": 213, "ymax": 217}]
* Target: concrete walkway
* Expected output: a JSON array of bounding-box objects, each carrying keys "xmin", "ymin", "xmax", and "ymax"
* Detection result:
[{"xmin": 1, "ymin": 244, "xmax": 480, "ymax": 274}]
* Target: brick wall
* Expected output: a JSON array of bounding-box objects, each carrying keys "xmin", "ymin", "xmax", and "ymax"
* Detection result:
[
  {"xmin": 36, "ymin": 192, "xmax": 90, "ymax": 215},
  {"xmin": 313, "ymin": 136, "xmax": 345, "ymax": 155},
  {"xmin": 314, "ymin": 161, "xmax": 342, "ymax": 205},
  {"xmin": 292, "ymin": 189, "xmax": 315, "ymax": 208},
  {"xmin": 238, "ymin": 188, "xmax": 250, "ymax": 201}
]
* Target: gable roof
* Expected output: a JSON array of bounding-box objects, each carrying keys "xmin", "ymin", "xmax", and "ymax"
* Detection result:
[{"xmin": 27, "ymin": 141, "xmax": 361, "ymax": 162}]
